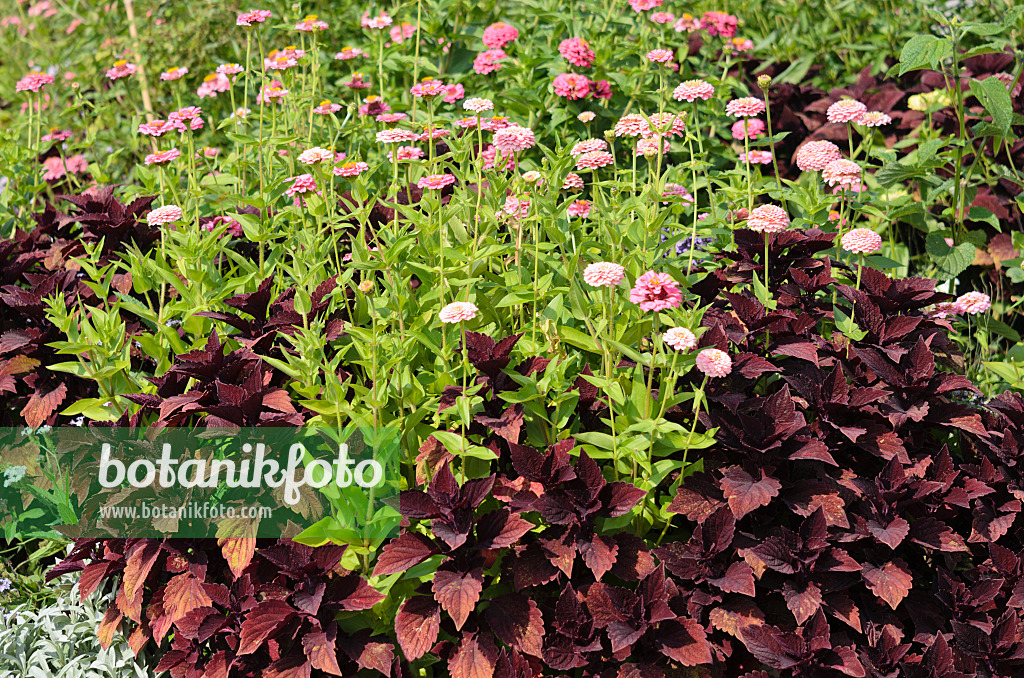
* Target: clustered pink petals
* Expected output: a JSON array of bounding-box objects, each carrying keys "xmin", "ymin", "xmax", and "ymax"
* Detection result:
[
  {"xmin": 138, "ymin": 119, "xmax": 181, "ymax": 137},
  {"xmin": 614, "ymin": 114, "xmax": 648, "ymax": 137},
  {"xmin": 334, "ymin": 161, "xmax": 370, "ymax": 177},
  {"xmin": 376, "ymin": 129, "xmax": 419, "ymax": 144},
  {"xmin": 16, "ymin": 71, "xmax": 55, "ymax": 93},
  {"xmin": 578, "ymin": 111, "xmax": 596, "ymax": 123},
  {"xmin": 147, "ymin": 205, "xmax": 183, "ymax": 225},
  {"xmin": 217, "ymin": 63, "xmax": 244, "ymax": 76},
  {"xmin": 643, "ymin": 112, "xmax": 686, "ymax": 138},
  {"xmin": 313, "ymin": 100, "xmax": 342, "ymax": 115},
  {"xmin": 696, "ymin": 348, "xmax": 733, "ymax": 378},
  {"xmin": 741, "ymin": 150, "xmax": 773, "ymax": 164},
  {"xmin": 553, "ymin": 73, "xmax": 591, "ymax": 100},
  {"xmin": 410, "ymin": 80, "xmax": 447, "ymax": 98},
  {"xmin": 361, "ymin": 11, "xmax": 392, "ymax": 29},
  {"xmin": 236, "ymin": 9, "xmax": 272, "ymax": 26},
  {"xmin": 144, "ymin": 149, "xmax": 181, "ymax": 166},
  {"xmin": 663, "ymin": 327, "xmax": 697, "ymax": 352},
  {"xmin": 503, "ymin": 195, "xmax": 531, "ymax": 219},
  {"xmin": 473, "ymin": 49, "xmax": 507, "ymax": 75},
  {"xmin": 41, "ymin": 154, "xmax": 87, "ymax": 181},
  {"xmin": 493, "ymin": 125, "xmax": 536, "ymax": 153},
  {"xmin": 258, "ymin": 80, "xmax": 289, "ymax": 103},
  {"xmin": 701, "ymin": 11, "xmax": 738, "ymax": 37},
  {"xmin": 731, "ymin": 118, "xmax": 765, "ymax": 140},
  {"xmin": 464, "ymin": 97, "xmax": 494, "ymax": 113},
  {"xmin": 160, "ymin": 66, "xmax": 188, "ymax": 81},
  {"xmin": 821, "ymin": 159, "xmax": 861, "ymax": 187},
  {"xmin": 840, "ymin": 228, "xmax": 882, "ymax": 254},
  {"xmin": 929, "ymin": 302, "xmax": 960, "ymax": 320},
  {"xmin": 378, "ymin": 112, "xmax": 406, "ymax": 123},
  {"xmin": 662, "ymin": 183, "xmax": 694, "ymax": 203},
  {"xmin": 558, "ymin": 37, "xmax": 596, "ymax": 68},
  {"xmin": 576, "ymin": 151, "xmax": 615, "ymax": 170},
  {"xmin": 673, "ymin": 14, "xmax": 702, "ymax": 32},
  {"xmin": 204, "ymin": 216, "xmax": 244, "ymax": 238},
  {"xmin": 826, "ymin": 99, "xmax": 867, "ymax": 124},
  {"xmin": 583, "ymin": 262, "xmax": 625, "ymax": 287},
  {"xmin": 747, "ymin": 204, "xmax": 790, "ymax": 233},
  {"xmin": 629, "ymin": 271, "xmax": 683, "ymax": 311},
  {"xmin": 563, "ymin": 173, "xmax": 585, "ymax": 190},
  {"xmin": 444, "ymin": 83, "xmax": 465, "ymax": 103},
  {"xmin": 298, "ymin": 147, "xmax": 334, "ymax": 165},
  {"xmin": 482, "ymin": 22, "xmax": 518, "ymax": 48},
  {"xmin": 169, "ymin": 106, "xmax": 204, "ymax": 131},
  {"xmin": 857, "ymin": 111, "xmax": 891, "ymax": 127},
  {"xmin": 389, "ymin": 22, "xmax": 417, "ymax": 43},
  {"xmin": 197, "ymin": 73, "xmax": 231, "ymax": 99},
  {"xmin": 955, "ymin": 291, "xmax": 992, "ymax": 315},
  {"xmin": 418, "ymin": 174, "xmax": 456, "ymax": 190},
  {"xmin": 629, "ymin": 0, "xmax": 663, "ymax": 12},
  {"xmin": 296, "ymin": 14, "xmax": 329, "ymax": 31},
  {"xmin": 571, "ymin": 139, "xmax": 608, "ymax": 156},
  {"xmin": 389, "ymin": 145, "xmax": 424, "ymax": 162},
  {"xmin": 672, "ymin": 79, "xmax": 714, "ymax": 102},
  {"xmin": 439, "ymin": 301, "xmax": 479, "ymax": 323},
  {"xmin": 285, "ymin": 174, "xmax": 318, "ymax": 197},
  {"xmin": 795, "ymin": 140, "xmax": 842, "ymax": 172},
  {"xmin": 728, "ymin": 38, "xmax": 754, "ymax": 54},
  {"xmin": 650, "ymin": 12, "xmax": 676, "ymax": 24},
  {"xmin": 567, "ymin": 200, "xmax": 591, "ymax": 218},
  {"xmin": 335, "ymin": 47, "xmax": 366, "ymax": 60},
  {"xmin": 106, "ymin": 60, "xmax": 137, "ymax": 80},
  {"xmin": 646, "ymin": 49, "xmax": 674, "ymax": 63},
  {"xmin": 726, "ymin": 97, "xmax": 766, "ymax": 118},
  {"xmin": 41, "ymin": 128, "xmax": 72, "ymax": 142}
]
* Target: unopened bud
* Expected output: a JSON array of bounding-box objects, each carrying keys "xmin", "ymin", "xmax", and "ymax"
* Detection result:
[{"xmin": 757, "ymin": 74, "xmax": 772, "ymax": 91}]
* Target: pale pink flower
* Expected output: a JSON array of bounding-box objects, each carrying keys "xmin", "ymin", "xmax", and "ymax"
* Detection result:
[
  {"xmin": 563, "ymin": 173, "xmax": 585, "ymax": 190},
  {"xmin": 929, "ymin": 302, "xmax": 960, "ymax": 320},
  {"xmin": 410, "ymin": 80, "xmax": 446, "ymax": 98},
  {"xmin": 673, "ymin": 79, "xmax": 714, "ymax": 102},
  {"xmin": 168, "ymin": 106, "xmax": 204, "ymax": 131},
  {"xmin": 795, "ymin": 140, "xmax": 842, "ymax": 172},
  {"xmin": 453, "ymin": 117, "xmax": 479, "ymax": 129},
  {"xmin": 522, "ymin": 170, "xmax": 544, "ymax": 186},
  {"xmin": 571, "ymin": 139, "xmax": 608, "ymax": 156},
  {"xmin": 231, "ymin": 107, "xmax": 251, "ymax": 119},
  {"xmin": 482, "ymin": 145, "xmax": 516, "ymax": 171},
  {"xmin": 650, "ymin": 12, "xmax": 676, "ymax": 24},
  {"xmin": 578, "ymin": 111, "xmax": 596, "ymax": 123},
  {"xmin": 15, "ymin": 72, "xmax": 54, "ymax": 93},
  {"xmin": 144, "ymin": 148, "xmax": 180, "ymax": 165},
  {"xmin": 826, "ymin": 99, "xmax": 867, "ymax": 124},
  {"xmin": 577, "ymin": 151, "xmax": 615, "ymax": 170},
  {"xmin": 376, "ymin": 129, "xmax": 419, "ymax": 144},
  {"xmin": 663, "ymin": 327, "xmax": 697, "ymax": 352},
  {"xmin": 197, "ymin": 73, "xmax": 231, "ymax": 99},
  {"xmin": 217, "ymin": 63, "xmax": 244, "ymax": 76},
  {"xmin": 858, "ymin": 111, "xmax": 892, "ymax": 127},
  {"xmin": 418, "ymin": 174, "xmax": 456, "ymax": 190},
  {"xmin": 637, "ymin": 138, "xmax": 669, "ymax": 157},
  {"xmin": 662, "ymin": 183, "xmax": 694, "ymax": 204},
  {"xmin": 296, "ymin": 14, "xmax": 328, "ymax": 31},
  {"xmin": 614, "ymin": 114, "xmax": 648, "ymax": 137},
  {"xmin": 493, "ymin": 125, "xmax": 536, "ymax": 153},
  {"xmin": 258, "ymin": 80, "xmax": 289, "ymax": 103},
  {"xmin": 41, "ymin": 128, "xmax": 72, "ymax": 142},
  {"xmin": 160, "ymin": 66, "xmax": 188, "ymax": 81},
  {"xmin": 482, "ymin": 22, "xmax": 518, "ymax": 48},
  {"xmin": 647, "ymin": 49, "xmax": 674, "ymax": 63},
  {"xmin": 643, "ymin": 112, "xmax": 686, "ymax": 138},
  {"xmin": 553, "ymin": 73, "xmax": 591, "ymax": 100},
  {"xmin": 740, "ymin": 150, "xmax": 773, "ymax": 164},
  {"xmin": 361, "ymin": 10, "xmax": 392, "ymax": 29},
  {"xmin": 464, "ymin": 97, "xmax": 494, "ymax": 113},
  {"xmin": 696, "ymin": 348, "xmax": 732, "ymax": 378},
  {"xmin": 138, "ymin": 119, "xmax": 182, "ymax": 137},
  {"xmin": 480, "ymin": 116, "xmax": 511, "ymax": 131},
  {"xmin": 377, "ymin": 112, "xmax": 406, "ymax": 123},
  {"xmin": 702, "ymin": 11, "xmax": 738, "ymax": 38},
  {"xmin": 503, "ymin": 195, "xmax": 531, "ymax": 219},
  {"xmin": 298, "ymin": 147, "xmax": 334, "ymax": 165},
  {"xmin": 840, "ymin": 228, "xmax": 882, "ymax": 254},
  {"xmin": 41, "ymin": 154, "xmax": 87, "ymax": 181},
  {"xmin": 335, "ymin": 47, "xmax": 366, "ymax": 60},
  {"xmin": 334, "ymin": 161, "xmax": 370, "ymax": 177},
  {"xmin": 726, "ymin": 97, "xmax": 765, "ymax": 117},
  {"xmin": 313, "ymin": 100, "xmax": 342, "ymax": 115},
  {"xmin": 955, "ymin": 291, "xmax": 991, "ymax": 315},
  {"xmin": 728, "ymin": 37, "xmax": 754, "ymax": 54},
  {"xmin": 747, "ymin": 204, "xmax": 789, "ymax": 233},
  {"xmin": 583, "ymin": 262, "xmax": 625, "ymax": 287},
  {"xmin": 265, "ymin": 54, "xmax": 298, "ymax": 71},
  {"xmin": 439, "ymin": 301, "xmax": 479, "ymax": 323},
  {"xmin": 731, "ymin": 118, "xmax": 765, "ymax": 140},
  {"xmin": 389, "ymin": 22, "xmax": 417, "ymax": 43},
  {"xmin": 629, "ymin": 0, "xmax": 663, "ymax": 12},
  {"xmin": 821, "ymin": 159, "xmax": 861, "ymax": 187},
  {"xmin": 147, "ymin": 204, "xmax": 183, "ymax": 224},
  {"xmin": 344, "ymin": 73, "xmax": 372, "ymax": 89},
  {"xmin": 591, "ymin": 80, "xmax": 613, "ymax": 100},
  {"xmin": 389, "ymin": 146, "xmax": 424, "ymax": 162},
  {"xmin": 236, "ymin": 9, "xmax": 271, "ymax": 26},
  {"xmin": 105, "ymin": 60, "xmax": 137, "ymax": 80},
  {"xmin": 558, "ymin": 37, "xmax": 596, "ymax": 68},
  {"xmin": 285, "ymin": 174, "xmax": 317, "ymax": 197},
  {"xmin": 630, "ymin": 271, "xmax": 682, "ymax": 311},
  {"xmin": 673, "ymin": 14, "xmax": 702, "ymax": 32},
  {"xmin": 418, "ymin": 127, "xmax": 450, "ymax": 142},
  {"xmin": 473, "ymin": 49, "xmax": 507, "ymax": 74},
  {"xmin": 567, "ymin": 200, "xmax": 591, "ymax": 218}
]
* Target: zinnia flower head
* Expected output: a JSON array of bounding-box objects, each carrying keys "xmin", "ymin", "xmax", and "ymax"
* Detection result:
[
  {"xmin": 106, "ymin": 60, "xmax": 137, "ymax": 80},
  {"xmin": 563, "ymin": 173, "xmax": 585, "ymax": 190},
  {"xmin": 614, "ymin": 114, "xmax": 648, "ymax": 137},
  {"xmin": 482, "ymin": 22, "xmax": 518, "ymax": 48},
  {"xmin": 673, "ymin": 79, "xmax": 714, "ymax": 102},
  {"xmin": 144, "ymin": 148, "xmax": 181, "ymax": 166},
  {"xmin": 858, "ymin": 111, "xmax": 891, "ymax": 127},
  {"xmin": 444, "ymin": 83, "xmax": 465, "ymax": 103},
  {"xmin": 740, "ymin": 150, "xmax": 773, "ymax": 164},
  {"xmin": 160, "ymin": 66, "xmax": 188, "ymax": 81},
  {"xmin": 644, "ymin": 112, "xmax": 686, "ymax": 138},
  {"xmin": 217, "ymin": 63, "xmax": 244, "ymax": 76},
  {"xmin": 929, "ymin": 302, "xmax": 960, "ymax": 320},
  {"xmin": 578, "ymin": 111, "xmax": 596, "ymax": 123},
  {"xmin": 197, "ymin": 73, "xmax": 231, "ymax": 98},
  {"xmin": 583, "ymin": 262, "xmax": 625, "ymax": 287},
  {"xmin": 663, "ymin": 327, "xmax": 697, "ymax": 352},
  {"xmin": 388, "ymin": 145, "xmax": 424, "ymax": 162},
  {"xmin": 702, "ymin": 11, "xmax": 738, "ymax": 37},
  {"xmin": 503, "ymin": 195, "xmax": 531, "ymax": 219},
  {"xmin": 334, "ymin": 161, "xmax": 370, "ymax": 177},
  {"xmin": 335, "ymin": 47, "xmax": 366, "ymax": 60},
  {"xmin": 696, "ymin": 348, "xmax": 732, "ymax": 378},
  {"xmin": 410, "ymin": 79, "xmax": 447, "ymax": 98},
  {"xmin": 647, "ymin": 49, "xmax": 674, "ymax": 63},
  {"xmin": 662, "ymin": 183, "xmax": 694, "ymax": 204},
  {"xmin": 16, "ymin": 71, "xmax": 55, "ymax": 93},
  {"xmin": 629, "ymin": 0, "xmax": 663, "ymax": 12},
  {"xmin": 650, "ymin": 12, "xmax": 676, "ymax": 24},
  {"xmin": 147, "ymin": 205, "xmax": 183, "ymax": 225},
  {"xmin": 840, "ymin": 228, "xmax": 882, "ymax": 254},
  {"xmin": 298, "ymin": 147, "xmax": 335, "ymax": 165},
  {"xmin": 795, "ymin": 140, "xmax": 842, "ymax": 172},
  {"xmin": 493, "ymin": 125, "xmax": 536, "ymax": 153},
  {"xmin": 629, "ymin": 271, "xmax": 682, "ymax": 311},
  {"xmin": 236, "ymin": 9, "xmax": 272, "ymax": 26},
  {"xmin": 464, "ymin": 97, "xmax": 494, "ymax": 113},
  {"xmin": 138, "ymin": 119, "xmax": 182, "ymax": 137},
  {"xmin": 731, "ymin": 118, "xmax": 765, "ymax": 140},
  {"xmin": 591, "ymin": 80, "xmax": 613, "ymax": 100},
  {"xmin": 567, "ymin": 200, "xmax": 591, "ymax": 218},
  {"xmin": 577, "ymin": 151, "xmax": 615, "ymax": 170},
  {"xmin": 439, "ymin": 301, "xmax": 479, "ymax": 323},
  {"xmin": 673, "ymin": 14, "xmax": 702, "ymax": 32},
  {"xmin": 553, "ymin": 73, "xmax": 591, "ymax": 100},
  {"xmin": 361, "ymin": 10, "xmax": 392, "ymax": 29},
  {"xmin": 314, "ymin": 100, "xmax": 342, "ymax": 115},
  {"xmin": 418, "ymin": 174, "xmax": 456, "ymax": 190},
  {"xmin": 821, "ymin": 159, "xmax": 861, "ymax": 187},
  {"xmin": 41, "ymin": 154, "xmax": 88, "ymax": 181},
  {"xmin": 726, "ymin": 97, "xmax": 765, "ymax": 117},
  {"xmin": 473, "ymin": 49, "xmax": 507, "ymax": 74},
  {"xmin": 168, "ymin": 105, "xmax": 204, "ymax": 131},
  {"xmin": 747, "ymin": 204, "xmax": 789, "ymax": 233},
  {"xmin": 377, "ymin": 129, "xmax": 419, "ymax": 144},
  {"xmin": 296, "ymin": 14, "xmax": 328, "ymax": 31},
  {"xmin": 558, "ymin": 37, "xmax": 596, "ymax": 68},
  {"xmin": 389, "ymin": 22, "xmax": 417, "ymax": 43},
  {"xmin": 285, "ymin": 174, "xmax": 317, "ymax": 196},
  {"xmin": 955, "ymin": 291, "xmax": 991, "ymax": 315},
  {"xmin": 571, "ymin": 139, "xmax": 608, "ymax": 156},
  {"xmin": 41, "ymin": 128, "xmax": 72, "ymax": 142},
  {"xmin": 826, "ymin": 99, "xmax": 867, "ymax": 124},
  {"xmin": 258, "ymin": 80, "xmax": 289, "ymax": 103}
]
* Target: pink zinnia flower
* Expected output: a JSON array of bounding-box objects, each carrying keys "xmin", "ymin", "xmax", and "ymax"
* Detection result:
[
  {"xmin": 377, "ymin": 112, "xmax": 406, "ymax": 123},
  {"xmin": 204, "ymin": 215, "xmax": 244, "ymax": 237},
  {"xmin": 821, "ymin": 159, "xmax": 861, "ymax": 187},
  {"xmin": 858, "ymin": 111, "xmax": 892, "ymax": 127},
  {"xmin": 673, "ymin": 79, "xmax": 714, "ymax": 102},
  {"xmin": 41, "ymin": 154, "xmax": 87, "ymax": 181},
  {"xmin": 644, "ymin": 112, "xmax": 686, "ymax": 138},
  {"xmin": 144, "ymin": 148, "xmax": 181, "ymax": 166},
  {"xmin": 493, "ymin": 125, "xmax": 536, "ymax": 153},
  {"xmin": 826, "ymin": 99, "xmax": 867, "ymax": 124},
  {"xmin": 138, "ymin": 119, "xmax": 182, "ymax": 137},
  {"xmin": 298, "ymin": 147, "xmax": 334, "ymax": 165},
  {"xmin": 583, "ymin": 262, "xmax": 625, "ymax": 287},
  {"xmin": 236, "ymin": 9, "xmax": 271, "ymax": 26},
  {"xmin": 795, "ymin": 140, "xmax": 842, "ymax": 172},
  {"xmin": 701, "ymin": 11, "xmax": 738, "ymax": 38},
  {"xmin": 637, "ymin": 138, "xmax": 669, "ymax": 157},
  {"xmin": 567, "ymin": 200, "xmax": 591, "ymax": 218},
  {"xmin": 444, "ymin": 83, "xmax": 465, "ymax": 103},
  {"xmin": 410, "ymin": 80, "xmax": 447, "ymax": 98},
  {"xmin": 334, "ymin": 161, "xmax": 370, "ymax": 177},
  {"xmin": 197, "ymin": 73, "xmax": 231, "ymax": 99},
  {"xmin": 955, "ymin": 292, "xmax": 991, "ymax": 315},
  {"xmin": 663, "ymin": 327, "xmax": 697, "ymax": 352},
  {"xmin": 929, "ymin": 302, "xmax": 960, "ymax": 320},
  {"xmin": 258, "ymin": 80, "xmax": 289, "ymax": 103},
  {"xmin": 285, "ymin": 174, "xmax": 317, "ymax": 197},
  {"xmin": 747, "ymin": 204, "xmax": 789, "ymax": 233},
  {"xmin": 217, "ymin": 63, "xmax": 244, "ymax": 76},
  {"xmin": 740, "ymin": 150, "xmax": 773, "ymax": 164},
  {"xmin": 335, "ymin": 47, "xmax": 366, "ymax": 60},
  {"xmin": 614, "ymin": 114, "xmax": 648, "ymax": 137},
  {"xmin": 41, "ymin": 128, "xmax": 72, "ymax": 142},
  {"xmin": 453, "ymin": 117, "xmax": 479, "ymax": 129},
  {"xmin": 344, "ymin": 72, "xmax": 372, "ymax": 89},
  {"xmin": 482, "ymin": 145, "xmax": 516, "ymax": 171},
  {"xmin": 16, "ymin": 71, "xmax": 55, "ymax": 93},
  {"xmin": 726, "ymin": 97, "xmax": 766, "ymax": 118},
  {"xmin": 106, "ymin": 60, "xmax": 137, "ymax": 80},
  {"xmin": 558, "ymin": 37, "xmax": 596, "ymax": 68},
  {"xmin": 418, "ymin": 174, "xmax": 456, "ymax": 190},
  {"xmin": 650, "ymin": 11, "xmax": 676, "ymax": 24},
  {"xmin": 563, "ymin": 173, "xmax": 585, "ymax": 190},
  {"xmin": 439, "ymin": 301, "xmax": 479, "ymax": 323},
  {"xmin": 483, "ymin": 22, "xmax": 518, "ymax": 48},
  {"xmin": 731, "ymin": 118, "xmax": 765, "ymax": 140},
  {"xmin": 662, "ymin": 183, "xmax": 694, "ymax": 204},
  {"xmin": 168, "ymin": 106, "xmax": 204, "ymax": 131},
  {"xmin": 361, "ymin": 11, "xmax": 392, "ymax": 29},
  {"xmin": 147, "ymin": 204, "xmax": 183, "ymax": 225},
  {"xmin": 840, "ymin": 228, "xmax": 882, "ymax": 254},
  {"xmin": 473, "ymin": 49, "xmax": 507, "ymax": 75},
  {"xmin": 313, "ymin": 100, "xmax": 342, "ymax": 115},
  {"xmin": 578, "ymin": 111, "xmax": 596, "ymax": 123},
  {"xmin": 591, "ymin": 80, "xmax": 613, "ymax": 100},
  {"xmin": 389, "ymin": 21, "xmax": 417, "ymax": 43},
  {"xmin": 630, "ymin": 271, "xmax": 682, "ymax": 311},
  {"xmin": 296, "ymin": 14, "xmax": 328, "ymax": 31},
  {"xmin": 503, "ymin": 195, "xmax": 531, "ymax": 219},
  {"xmin": 553, "ymin": 73, "xmax": 591, "ymax": 100},
  {"xmin": 571, "ymin": 139, "xmax": 608, "ymax": 156},
  {"xmin": 577, "ymin": 151, "xmax": 615, "ymax": 170},
  {"xmin": 696, "ymin": 348, "xmax": 732, "ymax": 378},
  {"xmin": 464, "ymin": 97, "xmax": 494, "ymax": 113},
  {"xmin": 629, "ymin": 0, "xmax": 663, "ymax": 12},
  {"xmin": 418, "ymin": 127, "xmax": 450, "ymax": 142},
  {"xmin": 728, "ymin": 37, "xmax": 754, "ymax": 54},
  {"xmin": 647, "ymin": 49, "xmax": 674, "ymax": 63},
  {"xmin": 389, "ymin": 146, "xmax": 424, "ymax": 162},
  {"xmin": 160, "ymin": 66, "xmax": 188, "ymax": 81},
  {"xmin": 991, "ymin": 72, "xmax": 1023, "ymax": 97},
  {"xmin": 673, "ymin": 14, "xmax": 702, "ymax": 32},
  {"xmin": 376, "ymin": 129, "xmax": 419, "ymax": 144}
]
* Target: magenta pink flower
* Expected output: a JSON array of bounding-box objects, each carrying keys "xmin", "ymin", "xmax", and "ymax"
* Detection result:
[
  {"xmin": 840, "ymin": 228, "xmax": 882, "ymax": 254},
  {"xmin": 591, "ymin": 80, "xmax": 613, "ymax": 100},
  {"xmin": 567, "ymin": 200, "xmax": 591, "ymax": 218},
  {"xmin": 204, "ymin": 215, "xmax": 244, "ymax": 237},
  {"xmin": 614, "ymin": 114, "xmax": 648, "ymax": 137},
  {"xmin": 747, "ymin": 204, "xmax": 789, "ymax": 233},
  {"xmin": 147, "ymin": 204, "xmax": 183, "ymax": 225},
  {"xmin": 41, "ymin": 128, "xmax": 72, "ymax": 142},
  {"xmin": 663, "ymin": 327, "xmax": 697, "ymax": 352},
  {"xmin": 144, "ymin": 148, "xmax": 181, "ymax": 166},
  {"xmin": 503, "ymin": 195, "xmax": 531, "ymax": 219},
  {"xmin": 795, "ymin": 140, "xmax": 842, "ymax": 172},
  {"xmin": 695, "ymin": 348, "xmax": 732, "ymax": 378},
  {"xmin": 389, "ymin": 21, "xmax": 417, "ymax": 43},
  {"xmin": 418, "ymin": 127, "xmax": 450, "ymax": 142},
  {"xmin": 410, "ymin": 80, "xmax": 446, "ymax": 98},
  {"xmin": 473, "ymin": 49, "xmax": 507, "ymax": 75},
  {"xmin": 563, "ymin": 173, "xmax": 585, "ymax": 190},
  {"xmin": 41, "ymin": 154, "xmax": 87, "ymax": 181},
  {"xmin": 105, "ymin": 60, "xmax": 137, "ymax": 80},
  {"xmin": 558, "ymin": 37, "xmax": 596, "ymax": 68},
  {"xmin": 197, "ymin": 73, "xmax": 231, "ymax": 99},
  {"xmin": 217, "ymin": 63, "xmax": 244, "ymax": 76},
  {"xmin": 359, "ymin": 96, "xmax": 390, "ymax": 116},
  {"xmin": 377, "ymin": 112, "xmax": 407, "ymax": 123},
  {"xmin": 644, "ymin": 113, "xmax": 686, "ymax": 138},
  {"xmin": 646, "ymin": 49, "xmax": 674, "ymax": 63},
  {"xmin": 731, "ymin": 118, "xmax": 765, "ymax": 140},
  {"xmin": 138, "ymin": 119, "xmax": 182, "ymax": 137},
  {"xmin": 258, "ymin": 80, "xmax": 289, "ymax": 103},
  {"xmin": 482, "ymin": 145, "xmax": 516, "ymax": 171},
  {"xmin": 335, "ymin": 47, "xmax": 366, "ymax": 60},
  {"xmin": 629, "ymin": 271, "xmax": 682, "ymax": 311},
  {"xmin": 493, "ymin": 125, "xmax": 536, "ymax": 153},
  {"xmin": 334, "ymin": 161, "xmax": 370, "ymax": 177},
  {"xmin": 361, "ymin": 11, "xmax": 392, "ymax": 29},
  {"xmin": 726, "ymin": 97, "xmax": 765, "ymax": 117},
  {"xmin": 483, "ymin": 22, "xmax": 518, "ymax": 48},
  {"xmin": 701, "ymin": 11, "xmax": 738, "ymax": 37},
  {"xmin": 168, "ymin": 106, "xmax": 204, "ymax": 131},
  {"xmin": 16, "ymin": 71, "xmax": 55, "ymax": 93},
  {"xmin": 160, "ymin": 66, "xmax": 188, "ymax": 81},
  {"xmin": 728, "ymin": 37, "xmax": 754, "ymax": 54},
  {"xmin": 822, "ymin": 159, "xmax": 861, "ymax": 187},
  {"xmin": 955, "ymin": 291, "xmax": 992, "ymax": 315},
  {"xmin": 553, "ymin": 73, "xmax": 591, "ymax": 100},
  {"xmin": 576, "ymin": 151, "xmax": 615, "ymax": 170},
  {"xmin": 571, "ymin": 139, "xmax": 608, "ymax": 156},
  {"xmin": 344, "ymin": 73, "xmax": 371, "ymax": 89},
  {"xmin": 826, "ymin": 99, "xmax": 867, "ymax": 124},
  {"xmin": 294, "ymin": 14, "xmax": 328, "ymax": 31},
  {"xmin": 443, "ymin": 83, "xmax": 465, "ymax": 103},
  {"xmin": 439, "ymin": 301, "xmax": 479, "ymax": 323},
  {"xmin": 673, "ymin": 79, "xmax": 714, "ymax": 102},
  {"xmin": 298, "ymin": 147, "xmax": 334, "ymax": 165},
  {"xmin": 236, "ymin": 9, "xmax": 271, "ymax": 26},
  {"xmin": 583, "ymin": 262, "xmax": 625, "ymax": 287},
  {"xmin": 389, "ymin": 145, "xmax": 424, "ymax": 162},
  {"xmin": 285, "ymin": 174, "xmax": 317, "ymax": 197},
  {"xmin": 662, "ymin": 183, "xmax": 694, "ymax": 204},
  {"xmin": 418, "ymin": 174, "xmax": 456, "ymax": 190},
  {"xmin": 629, "ymin": 0, "xmax": 663, "ymax": 12}
]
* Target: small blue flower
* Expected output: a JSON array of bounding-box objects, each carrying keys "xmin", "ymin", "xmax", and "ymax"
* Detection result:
[{"xmin": 0, "ymin": 579, "xmax": 12, "ymax": 593}]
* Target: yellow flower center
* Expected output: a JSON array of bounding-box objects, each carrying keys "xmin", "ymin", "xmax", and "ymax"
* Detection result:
[
  {"xmin": 204, "ymin": 74, "xmax": 217, "ymax": 82},
  {"xmin": 303, "ymin": 14, "xmax": 318, "ymax": 21},
  {"xmin": 319, "ymin": 99, "xmax": 331, "ymax": 107},
  {"xmin": 114, "ymin": 60, "xmax": 127, "ymax": 67}
]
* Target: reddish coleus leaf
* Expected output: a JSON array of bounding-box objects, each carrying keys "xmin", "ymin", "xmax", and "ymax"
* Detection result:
[
  {"xmin": 432, "ymin": 566, "xmax": 484, "ymax": 631},
  {"xmin": 395, "ymin": 596, "xmax": 441, "ymax": 660},
  {"xmin": 238, "ymin": 600, "xmax": 297, "ymax": 655},
  {"xmin": 866, "ymin": 517, "xmax": 910, "ymax": 550},
  {"xmin": 162, "ymin": 572, "xmax": 214, "ymax": 624},
  {"xmin": 97, "ymin": 606, "xmax": 123, "ymax": 649},
  {"xmin": 218, "ymin": 536, "xmax": 256, "ymax": 578},
  {"xmin": 373, "ymin": 532, "xmax": 438, "ymax": 576},
  {"xmin": 783, "ymin": 581, "xmax": 823, "ymax": 625},
  {"xmin": 476, "ymin": 509, "xmax": 534, "ymax": 549},
  {"xmin": 862, "ymin": 561, "xmax": 912, "ymax": 610},
  {"xmin": 122, "ymin": 541, "xmax": 161, "ymax": 607},
  {"xmin": 449, "ymin": 632, "xmax": 499, "ymax": 678},
  {"xmin": 579, "ymin": 534, "xmax": 618, "ymax": 581},
  {"xmin": 302, "ymin": 627, "xmax": 343, "ymax": 676},
  {"xmin": 338, "ymin": 630, "xmax": 395, "ymax": 675},
  {"xmin": 20, "ymin": 382, "xmax": 67, "ymax": 429},
  {"xmin": 264, "ymin": 656, "xmax": 312, "ymax": 678},
  {"xmin": 656, "ymin": 618, "xmax": 712, "ymax": 666},
  {"xmin": 720, "ymin": 467, "xmax": 782, "ymax": 519},
  {"xmin": 708, "ymin": 561, "xmax": 756, "ymax": 596},
  {"xmin": 482, "ymin": 593, "xmax": 545, "ymax": 658}
]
